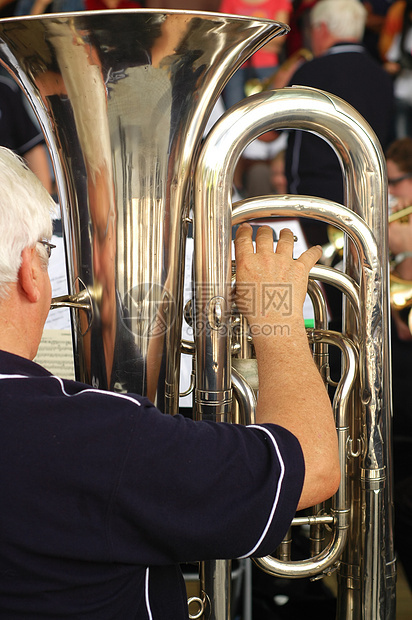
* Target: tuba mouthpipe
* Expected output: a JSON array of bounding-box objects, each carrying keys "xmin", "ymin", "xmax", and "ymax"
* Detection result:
[{"xmin": 50, "ymin": 290, "xmax": 92, "ymax": 311}]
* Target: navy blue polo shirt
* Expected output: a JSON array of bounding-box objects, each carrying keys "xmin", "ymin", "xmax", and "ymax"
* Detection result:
[{"xmin": 0, "ymin": 350, "xmax": 304, "ymax": 619}]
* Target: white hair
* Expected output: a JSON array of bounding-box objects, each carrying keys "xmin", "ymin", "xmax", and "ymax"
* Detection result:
[
  {"xmin": 310, "ymin": 0, "xmax": 367, "ymax": 41},
  {"xmin": 0, "ymin": 147, "xmax": 57, "ymax": 299}
]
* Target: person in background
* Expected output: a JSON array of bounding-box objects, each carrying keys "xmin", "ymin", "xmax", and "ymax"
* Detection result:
[
  {"xmin": 270, "ymin": 149, "xmax": 288, "ymax": 194},
  {"xmin": 13, "ymin": 0, "xmax": 84, "ymax": 15},
  {"xmin": 379, "ymin": 0, "xmax": 408, "ymax": 61},
  {"xmin": 84, "ymin": 0, "xmax": 139, "ymax": 10},
  {"xmin": 284, "ymin": 0, "xmax": 394, "ymax": 239},
  {"xmin": 386, "ymin": 137, "xmax": 412, "ymax": 592},
  {"xmin": 362, "ymin": 0, "xmax": 392, "ymax": 61},
  {"xmin": 381, "ymin": 0, "xmax": 412, "ymax": 139},
  {"xmin": 386, "ymin": 137, "xmax": 412, "ymax": 436},
  {"xmin": 285, "ymin": 0, "xmax": 318, "ymax": 57},
  {"xmin": 0, "ymin": 72, "xmax": 53, "ymax": 194},
  {"xmin": 387, "ymin": 137, "xmax": 412, "ymax": 287},
  {"xmin": 144, "ymin": 1, "xmax": 221, "ymax": 8},
  {"xmin": 0, "ymin": 146, "xmax": 339, "ymax": 619},
  {"xmin": 219, "ymin": 0, "xmax": 292, "ymax": 109},
  {"xmin": 274, "ymin": 0, "xmax": 394, "ymax": 335}
]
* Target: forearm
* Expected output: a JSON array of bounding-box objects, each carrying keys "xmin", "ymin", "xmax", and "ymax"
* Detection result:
[
  {"xmin": 235, "ymin": 225, "xmax": 340, "ymax": 508},
  {"xmin": 254, "ymin": 324, "xmax": 339, "ymax": 509},
  {"xmin": 254, "ymin": 321, "xmax": 323, "ymax": 424}
]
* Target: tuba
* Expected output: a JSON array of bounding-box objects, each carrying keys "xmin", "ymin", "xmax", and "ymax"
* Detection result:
[{"xmin": 0, "ymin": 10, "xmax": 395, "ymax": 620}]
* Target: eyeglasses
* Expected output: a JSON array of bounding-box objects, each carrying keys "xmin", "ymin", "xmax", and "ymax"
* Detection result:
[
  {"xmin": 387, "ymin": 173, "xmax": 412, "ymax": 186},
  {"xmin": 37, "ymin": 239, "xmax": 56, "ymax": 259}
]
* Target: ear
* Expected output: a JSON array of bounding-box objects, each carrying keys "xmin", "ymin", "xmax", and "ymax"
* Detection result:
[{"xmin": 18, "ymin": 247, "xmax": 41, "ymax": 303}]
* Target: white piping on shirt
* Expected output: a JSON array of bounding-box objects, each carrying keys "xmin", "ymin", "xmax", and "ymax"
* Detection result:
[
  {"xmin": 238, "ymin": 424, "xmax": 286, "ymax": 559},
  {"xmin": 145, "ymin": 568, "xmax": 154, "ymax": 620},
  {"xmin": 325, "ymin": 44, "xmax": 365, "ymax": 56},
  {"xmin": 0, "ymin": 373, "xmax": 142, "ymax": 407},
  {"xmin": 1, "ymin": 374, "xmax": 288, "ymax": 578}
]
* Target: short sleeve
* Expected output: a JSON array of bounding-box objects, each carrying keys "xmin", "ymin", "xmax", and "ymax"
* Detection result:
[{"xmin": 107, "ymin": 400, "xmax": 305, "ymax": 565}]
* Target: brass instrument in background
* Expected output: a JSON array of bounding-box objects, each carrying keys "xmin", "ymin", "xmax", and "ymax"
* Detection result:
[
  {"xmin": 244, "ymin": 47, "xmax": 313, "ymax": 97},
  {"xmin": 389, "ymin": 204, "xmax": 412, "ymax": 223},
  {"xmin": 324, "ymin": 204, "xmax": 412, "ymax": 340},
  {"xmin": 390, "ymin": 273, "xmax": 412, "ymax": 310},
  {"xmin": 324, "ymin": 205, "xmax": 412, "ymax": 330},
  {"xmin": 321, "ymin": 224, "xmax": 345, "ymax": 267},
  {"xmin": 388, "ymin": 205, "xmax": 412, "ymax": 331},
  {"xmin": 0, "ymin": 10, "xmax": 395, "ymax": 620}
]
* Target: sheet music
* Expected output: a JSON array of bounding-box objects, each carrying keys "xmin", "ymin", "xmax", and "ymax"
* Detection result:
[
  {"xmin": 45, "ymin": 233, "xmax": 71, "ymax": 330},
  {"xmin": 34, "ymin": 329, "xmax": 75, "ymax": 379},
  {"xmin": 35, "ymin": 228, "xmax": 74, "ymax": 378}
]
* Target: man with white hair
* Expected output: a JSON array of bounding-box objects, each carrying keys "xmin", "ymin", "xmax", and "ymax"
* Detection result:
[
  {"xmin": 285, "ymin": 0, "xmax": 394, "ymax": 247},
  {"xmin": 0, "ymin": 146, "xmax": 339, "ymax": 619},
  {"xmin": 281, "ymin": 0, "xmax": 394, "ymax": 342}
]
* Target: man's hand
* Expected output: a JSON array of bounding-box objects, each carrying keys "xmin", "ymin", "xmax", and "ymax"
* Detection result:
[{"xmin": 234, "ymin": 224, "xmax": 322, "ymax": 331}]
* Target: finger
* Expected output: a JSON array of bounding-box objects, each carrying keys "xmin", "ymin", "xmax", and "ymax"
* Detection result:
[
  {"xmin": 255, "ymin": 225, "xmax": 275, "ymax": 252},
  {"xmin": 296, "ymin": 244, "xmax": 323, "ymax": 271},
  {"xmin": 275, "ymin": 228, "xmax": 295, "ymax": 255},
  {"xmin": 234, "ymin": 223, "xmax": 254, "ymax": 259}
]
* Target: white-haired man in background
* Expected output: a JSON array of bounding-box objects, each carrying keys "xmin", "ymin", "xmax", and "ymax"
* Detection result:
[
  {"xmin": 283, "ymin": 0, "xmax": 394, "ymax": 248},
  {"xmin": 275, "ymin": 0, "xmax": 394, "ymax": 340}
]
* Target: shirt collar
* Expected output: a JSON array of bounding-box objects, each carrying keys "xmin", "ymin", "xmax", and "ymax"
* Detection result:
[
  {"xmin": 0, "ymin": 349, "xmax": 52, "ymax": 377},
  {"xmin": 325, "ymin": 42, "xmax": 366, "ymax": 56}
]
